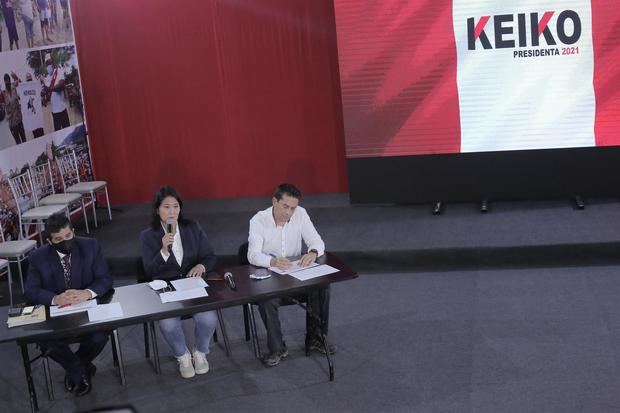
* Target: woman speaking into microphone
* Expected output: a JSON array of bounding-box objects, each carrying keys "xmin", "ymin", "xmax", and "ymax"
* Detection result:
[{"xmin": 141, "ymin": 185, "xmax": 217, "ymax": 379}]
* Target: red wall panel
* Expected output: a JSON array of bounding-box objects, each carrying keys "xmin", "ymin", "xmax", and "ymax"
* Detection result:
[
  {"xmin": 70, "ymin": 0, "xmax": 347, "ymax": 204},
  {"xmin": 592, "ymin": 0, "xmax": 620, "ymax": 146}
]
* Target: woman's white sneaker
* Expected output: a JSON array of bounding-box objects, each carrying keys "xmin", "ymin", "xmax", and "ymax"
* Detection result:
[
  {"xmin": 177, "ymin": 351, "xmax": 195, "ymax": 378},
  {"xmin": 192, "ymin": 349, "xmax": 209, "ymax": 375}
]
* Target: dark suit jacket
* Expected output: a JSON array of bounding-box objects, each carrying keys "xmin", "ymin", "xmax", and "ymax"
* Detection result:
[
  {"xmin": 24, "ymin": 237, "xmax": 113, "ymax": 306},
  {"xmin": 141, "ymin": 220, "xmax": 216, "ymax": 281}
]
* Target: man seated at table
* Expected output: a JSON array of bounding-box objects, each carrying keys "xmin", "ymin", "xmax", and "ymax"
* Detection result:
[
  {"xmin": 24, "ymin": 213, "xmax": 113, "ymax": 397},
  {"xmin": 247, "ymin": 183, "xmax": 335, "ymax": 367}
]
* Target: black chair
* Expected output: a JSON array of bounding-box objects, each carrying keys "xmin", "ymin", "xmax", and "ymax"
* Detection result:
[
  {"xmin": 238, "ymin": 242, "xmax": 320, "ymax": 359},
  {"xmin": 238, "ymin": 242, "xmax": 252, "ymax": 341},
  {"xmin": 238, "ymin": 242, "xmax": 262, "ymax": 358},
  {"xmin": 240, "ymin": 242, "xmax": 336, "ymax": 379},
  {"xmin": 136, "ymin": 258, "xmax": 231, "ymax": 374}
]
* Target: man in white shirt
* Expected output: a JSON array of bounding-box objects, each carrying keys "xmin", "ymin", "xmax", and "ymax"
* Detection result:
[
  {"xmin": 248, "ymin": 183, "xmax": 335, "ymax": 367},
  {"xmin": 43, "ymin": 53, "xmax": 70, "ymax": 131}
]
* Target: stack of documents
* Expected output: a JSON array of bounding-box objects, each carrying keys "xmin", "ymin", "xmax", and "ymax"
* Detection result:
[
  {"xmin": 88, "ymin": 302, "xmax": 124, "ymax": 322},
  {"xmin": 50, "ymin": 300, "xmax": 98, "ymax": 317},
  {"xmin": 160, "ymin": 277, "xmax": 208, "ymax": 303},
  {"xmin": 269, "ymin": 260, "xmax": 319, "ymax": 275},
  {"xmin": 286, "ymin": 264, "xmax": 340, "ymax": 281},
  {"xmin": 7, "ymin": 306, "xmax": 46, "ymax": 328}
]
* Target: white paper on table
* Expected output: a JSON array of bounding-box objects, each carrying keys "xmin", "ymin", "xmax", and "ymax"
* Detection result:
[
  {"xmin": 170, "ymin": 277, "xmax": 208, "ymax": 291},
  {"xmin": 160, "ymin": 287, "xmax": 208, "ymax": 303},
  {"xmin": 50, "ymin": 299, "xmax": 98, "ymax": 317},
  {"xmin": 88, "ymin": 302, "xmax": 124, "ymax": 322},
  {"xmin": 269, "ymin": 260, "xmax": 319, "ymax": 275},
  {"xmin": 287, "ymin": 264, "xmax": 339, "ymax": 281}
]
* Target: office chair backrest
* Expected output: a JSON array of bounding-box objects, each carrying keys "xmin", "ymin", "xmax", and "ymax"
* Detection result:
[
  {"xmin": 238, "ymin": 242, "xmax": 249, "ymax": 265},
  {"xmin": 136, "ymin": 257, "xmax": 151, "ymax": 284}
]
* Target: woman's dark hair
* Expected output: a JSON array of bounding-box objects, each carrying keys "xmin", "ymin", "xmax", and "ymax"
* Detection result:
[{"xmin": 150, "ymin": 186, "xmax": 188, "ymax": 228}]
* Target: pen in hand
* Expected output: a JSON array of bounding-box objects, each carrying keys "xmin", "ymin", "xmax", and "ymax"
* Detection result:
[
  {"xmin": 269, "ymin": 253, "xmax": 292, "ymax": 270},
  {"xmin": 268, "ymin": 252, "xmax": 277, "ymax": 266}
]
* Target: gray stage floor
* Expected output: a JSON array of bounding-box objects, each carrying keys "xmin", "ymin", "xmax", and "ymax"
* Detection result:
[
  {"xmin": 3, "ymin": 194, "xmax": 620, "ymax": 412},
  {"xmin": 3, "ymin": 266, "xmax": 620, "ymax": 412},
  {"xmin": 94, "ymin": 194, "xmax": 620, "ymax": 257},
  {"xmin": 77, "ymin": 194, "xmax": 620, "ymax": 277}
]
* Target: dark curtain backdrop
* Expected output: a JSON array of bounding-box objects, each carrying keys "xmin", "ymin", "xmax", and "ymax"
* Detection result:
[{"xmin": 69, "ymin": 0, "xmax": 347, "ymax": 204}]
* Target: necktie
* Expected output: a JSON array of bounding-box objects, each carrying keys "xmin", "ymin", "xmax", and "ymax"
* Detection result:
[{"xmin": 61, "ymin": 255, "xmax": 71, "ymax": 289}]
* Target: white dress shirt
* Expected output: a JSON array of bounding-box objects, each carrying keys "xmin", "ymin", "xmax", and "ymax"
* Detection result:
[
  {"xmin": 44, "ymin": 67, "xmax": 66, "ymax": 114},
  {"xmin": 161, "ymin": 224, "xmax": 183, "ymax": 266},
  {"xmin": 247, "ymin": 205, "xmax": 325, "ymax": 268}
]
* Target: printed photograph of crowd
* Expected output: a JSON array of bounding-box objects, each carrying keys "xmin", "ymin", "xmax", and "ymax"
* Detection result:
[
  {"xmin": 0, "ymin": 124, "xmax": 93, "ymax": 241},
  {"xmin": 0, "ymin": 1, "xmax": 94, "ymax": 242},
  {"xmin": 0, "ymin": 0, "xmax": 73, "ymax": 51},
  {"xmin": 0, "ymin": 45, "xmax": 83, "ymax": 150}
]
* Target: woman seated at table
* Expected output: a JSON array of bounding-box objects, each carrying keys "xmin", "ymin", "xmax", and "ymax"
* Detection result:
[{"xmin": 141, "ymin": 185, "xmax": 218, "ymax": 379}]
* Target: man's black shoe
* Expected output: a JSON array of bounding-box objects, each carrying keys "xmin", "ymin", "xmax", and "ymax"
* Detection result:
[
  {"xmin": 261, "ymin": 347, "xmax": 289, "ymax": 367},
  {"xmin": 63, "ymin": 375, "xmax": 75, "ymax": 392},
  {"xmin": 307, "ymin": 337, "xmax": 337, "ymax": 355},
  {"xmin": 73, "ymin": 375, "xmax": 92, "ymax": 397}
]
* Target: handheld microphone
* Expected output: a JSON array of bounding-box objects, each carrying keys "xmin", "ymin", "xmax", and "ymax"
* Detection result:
[
  {"xmin": 224, "ymin": 272, "xmax": 236, "ymax": 290},
  {"xmin": 166, "ymin": 218, "xmax": 174, "ymax": 252}
]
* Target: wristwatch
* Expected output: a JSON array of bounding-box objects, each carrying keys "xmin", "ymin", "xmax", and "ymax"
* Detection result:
[{"xmin": 309, "ymin": 249, "xmax": 318, "ymax": 256}]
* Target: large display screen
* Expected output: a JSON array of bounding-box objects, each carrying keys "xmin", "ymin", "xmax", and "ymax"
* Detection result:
[{"xmin": 334, "ymin": 0, "xmax": 620, "ymax": 158}]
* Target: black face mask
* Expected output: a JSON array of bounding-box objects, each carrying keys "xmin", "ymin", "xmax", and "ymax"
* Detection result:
[{"xmin": 51, "ymin": 237, "xmax": 74, "ymax": 255}]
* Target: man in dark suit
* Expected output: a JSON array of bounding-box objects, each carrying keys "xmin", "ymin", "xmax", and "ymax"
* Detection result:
[{"xmin": 24, "ymin": 213, "xmax": 113, "ymax": 397}]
